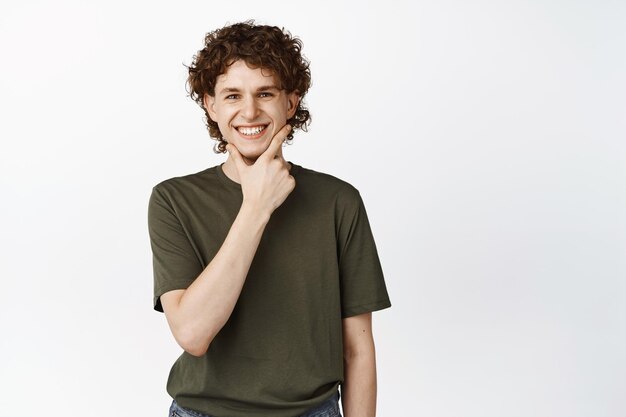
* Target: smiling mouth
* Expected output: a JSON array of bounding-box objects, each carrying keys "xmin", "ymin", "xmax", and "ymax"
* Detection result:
[{"xmin": 237, "ymin": 125, "xmax": 269, "ymax": 136}]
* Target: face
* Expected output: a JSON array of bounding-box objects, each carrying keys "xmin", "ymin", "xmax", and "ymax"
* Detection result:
[{"xmin": 204, "ymin": 60, "xmax": 299, "ymax": 162}]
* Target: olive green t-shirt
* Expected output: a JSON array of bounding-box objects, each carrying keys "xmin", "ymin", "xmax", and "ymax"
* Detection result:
[{"xmin": 148, "ymin": 162, "xmax": 391, "ymax": 417}]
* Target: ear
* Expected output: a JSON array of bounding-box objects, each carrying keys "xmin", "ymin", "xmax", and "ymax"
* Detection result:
[
  {"xmin": 286, "ymin": 92, "xmax": 300, "ymax": 119},
  {"xmin": 203, "ymin": 93, "xmax": 218, "ymax": 122}
]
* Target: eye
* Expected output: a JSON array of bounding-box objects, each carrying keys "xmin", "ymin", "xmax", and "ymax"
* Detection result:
[
  {"xmin": 258, "ymin": 92, "xmax": 273, "ymax": 98},
  {"xmin": 225, "ymin": 94, "xmax": 239, "ymax": 100}
]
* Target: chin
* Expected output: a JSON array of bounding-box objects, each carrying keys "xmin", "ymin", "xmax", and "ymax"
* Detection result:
[
  {"xmin": 245, "ymin": 144, "xmax": 271, "ymax": 158},
  {"xmin": 241, "ymin": 151, "xmax": 263, "ymax": 161}
]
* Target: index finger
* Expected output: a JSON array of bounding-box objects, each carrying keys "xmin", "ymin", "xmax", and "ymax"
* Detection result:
[{"xmin": 260, "ymin": 124, "xmax": 291, "ymax": 162}]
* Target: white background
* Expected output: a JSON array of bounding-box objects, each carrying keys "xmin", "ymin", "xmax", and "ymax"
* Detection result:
[{"xmin": 1, "ymin": 0, "xmax": 625, "ymax": 416}]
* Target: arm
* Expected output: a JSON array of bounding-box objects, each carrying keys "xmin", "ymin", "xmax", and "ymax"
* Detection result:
[
  {"xmin": 341, "ymin": 312, "xmax": 377, "ymax": 417},
  {"xmin": 160, "ymin": 202, "xmax": 270, "ymax": 356},
  {"xmin": 160, "ymin": 126, "xmax": 295, "ymax": 357}
]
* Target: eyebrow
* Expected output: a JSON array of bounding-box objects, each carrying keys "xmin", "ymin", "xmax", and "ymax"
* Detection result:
[{"xmin": 219, "ymin": 85, "xmax": 280, "ymax": 94}]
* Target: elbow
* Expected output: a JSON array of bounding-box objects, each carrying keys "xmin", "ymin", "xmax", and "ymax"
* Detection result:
[
  {"xmin": 184, "ymin": 344, "xmax": 208, "ymax": 357},
  {"xmin": 343, "ymin": 349, "xmax": 372, "ymax": 363},
  {"xmin": 175, "ymin": 328, "xmax": 213, "ymax": 357},
  {"xmin": 343, "ymin": 342, "xmax": 376, "ymax": 362}
]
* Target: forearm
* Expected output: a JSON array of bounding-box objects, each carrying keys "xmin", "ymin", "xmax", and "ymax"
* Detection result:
[
  {"xmin": 341, "ymin": 312, "xmax": 378, "ymax": 416},
  {"xmin": 342, "ymin": 348, "xmax": 377, "ymax": 417},
  {"xmin": 159, "ymin": 129, "xmax": 295, "ymax": 356},
  {"xmin": 165, "ymin": 201, "xmax": 270, "ymax": 355}
]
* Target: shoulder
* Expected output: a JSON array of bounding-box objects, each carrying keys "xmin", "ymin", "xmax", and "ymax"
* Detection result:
[
  {"xmin": 289, "ymin": 164, "xmax": 366, "ymax": 221},
  {"xmin": 151, "ymin": 165, "xmax": 221, "ymax": 200},
  {"xmin": 292, "ymin": 163, "xmax": 361, "ymax": 201}
]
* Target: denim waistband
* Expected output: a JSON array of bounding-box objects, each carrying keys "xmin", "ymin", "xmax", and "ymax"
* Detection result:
[{"xmin": 169, "ymin": 391, "xmax": 341, "ymax": 417}]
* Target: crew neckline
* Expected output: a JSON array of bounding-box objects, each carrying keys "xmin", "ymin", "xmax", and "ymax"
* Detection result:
[{"xmin": 216, "ymin": 161, "xmax": 300, "ymax": 190}]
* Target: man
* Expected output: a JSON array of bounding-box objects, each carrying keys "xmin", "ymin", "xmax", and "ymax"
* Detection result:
[{"xmin": 148, "ymin": 21, "xmax": 391, "ymax": 417}]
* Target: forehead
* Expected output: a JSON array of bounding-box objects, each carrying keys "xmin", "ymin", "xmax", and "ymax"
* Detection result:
[{"xmin": 216, "ymin": 60, "xmax": 279, "ymax": 89}]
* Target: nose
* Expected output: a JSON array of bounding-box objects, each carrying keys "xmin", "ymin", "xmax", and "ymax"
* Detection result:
[{"xmin": 241, "ymin": 95, "xmax": 260, "ymax": 120}]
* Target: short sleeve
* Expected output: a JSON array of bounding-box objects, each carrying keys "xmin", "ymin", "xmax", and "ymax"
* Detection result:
[
  {"xmin": 148, "ymin": 186, "xmax": 203, "ymax": 312},
  {"xmin": 336, "ymin": 187, "xmax": 391, "ymax": 318}
]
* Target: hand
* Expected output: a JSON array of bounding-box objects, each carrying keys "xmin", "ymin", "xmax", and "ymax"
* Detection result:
[{"xmin": 227, "ymin": 125, "xmax": 296, "ymax": 216}]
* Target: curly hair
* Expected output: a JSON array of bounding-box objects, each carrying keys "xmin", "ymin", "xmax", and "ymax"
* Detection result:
[{"xmin": 187, "ymin": 21, "xmax": 312, "ymax": 153}]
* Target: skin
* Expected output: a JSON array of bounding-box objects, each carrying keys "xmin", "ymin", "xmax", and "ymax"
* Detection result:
[
  {"xmin": 160, "ymin": 59, "xmax": 378, "ymax": 416},
  {"xmin": 203, "ymin": 59, "xmax": 299, "ymax": 182},
  {"xmin": 342, "ymin": 312, "xmax": 377, "ymax": 417}
]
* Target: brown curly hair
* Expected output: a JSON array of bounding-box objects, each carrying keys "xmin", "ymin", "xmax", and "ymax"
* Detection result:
[{"xmin": 187, "ymin": 21, "xmax": 312, "ymax": 153}]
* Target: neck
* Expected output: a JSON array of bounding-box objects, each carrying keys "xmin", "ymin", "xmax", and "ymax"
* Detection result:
[
  {"xmin": 222, "ymin": 156, "xmax": 250, "ymax": 184},
  {"xmin": 221, "ymin": 155, "xmax": 292, "ymax": 185}
]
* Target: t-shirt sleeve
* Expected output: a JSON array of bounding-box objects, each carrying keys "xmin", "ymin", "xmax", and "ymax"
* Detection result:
[
  {"xmin": 336, "ymin": 187, "xmax": 391, "ymax": 318},
  {"xmin": 148, "ymin": 185, "xmax": 203, "ymax": 312}
]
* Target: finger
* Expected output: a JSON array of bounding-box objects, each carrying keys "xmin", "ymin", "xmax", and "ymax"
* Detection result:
[
  {"xmin": 275, "ymin": 145, "xmax": 289, "ymax": 168},
  {"xmin": 275, "ymin": 138, "xmax": 285, "ymax": 161},
  {"xmin": 275, "ymin": 137, "xmax": 292, "ymax": 170},
  {"xmin": 226, "ymin": 143, "xmax": 246, "ymax": 172},
  {"xmin": 261, "ymin": 124, "xmax": 291, "ymax": 162},
  {"xmin": 265, "ymin": 125, "xmax": 289, "ymax": 160}
]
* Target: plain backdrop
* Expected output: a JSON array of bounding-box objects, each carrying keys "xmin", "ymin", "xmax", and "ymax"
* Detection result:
[{"xmin": 1, "ymin": 0, "xmax": 625, "ymax": 416}]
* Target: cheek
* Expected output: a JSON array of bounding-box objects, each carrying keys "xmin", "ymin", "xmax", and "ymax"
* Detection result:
[
  {"xmin": 218, "ymin": 109, "xmax": 236, "ymax": 126},
  {"xmin": 276, "ymin": 105, "xmax": 291, "ymax": 121}
]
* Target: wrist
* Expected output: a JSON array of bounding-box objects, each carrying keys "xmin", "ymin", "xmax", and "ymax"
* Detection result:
[{"xmin": 239, "ymin": 200, "xmax": 272, "ymax": 226}]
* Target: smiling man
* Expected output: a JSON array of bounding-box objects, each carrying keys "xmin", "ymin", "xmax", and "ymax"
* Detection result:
[
  {"xmin": 205, "ymin": 59, "xmax": 300, "ymax": 181},
  {"xmin": 148, "ymin": 21, "xmax": 391, "ymax": 417}
]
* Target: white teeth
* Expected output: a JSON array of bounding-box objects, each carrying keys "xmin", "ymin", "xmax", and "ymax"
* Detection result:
[{"xmin": 238, "ymin": 125, "xmax": 266, "ymax": 135}]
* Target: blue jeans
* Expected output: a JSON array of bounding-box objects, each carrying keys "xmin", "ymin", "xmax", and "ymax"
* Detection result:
[{"xmin": 169, "ymin": 392, "xmax": 342, "ymax": 417}]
